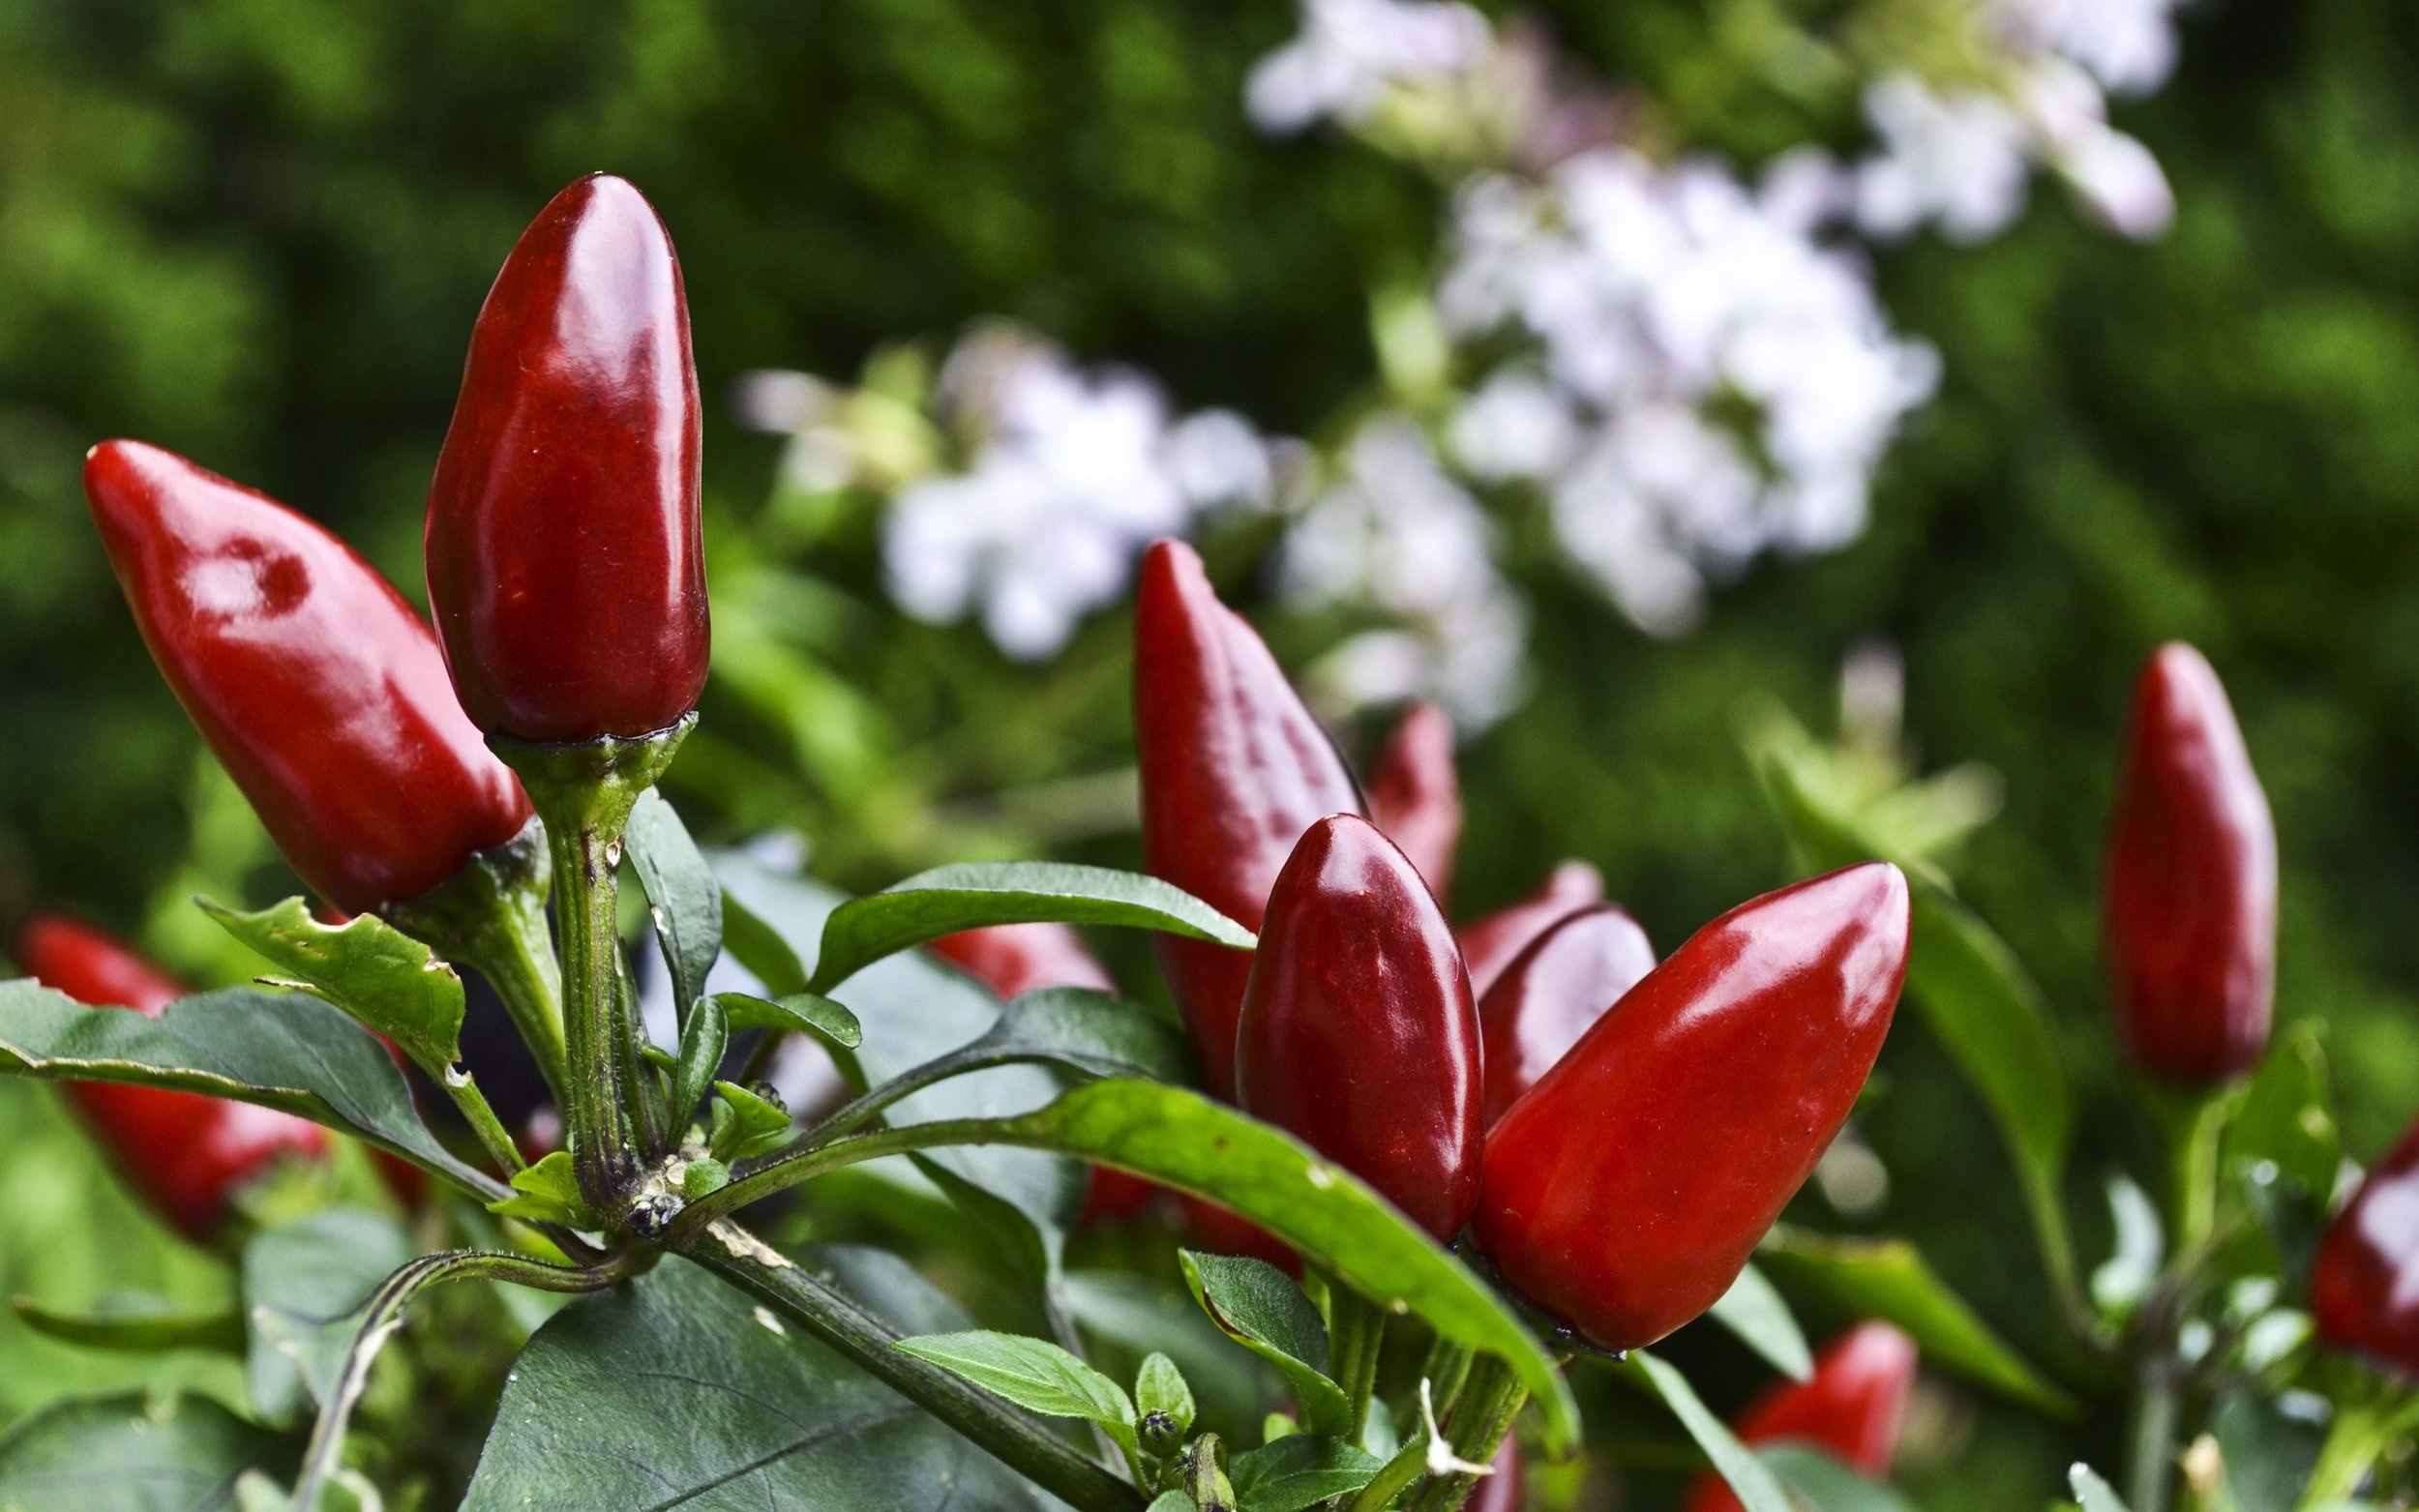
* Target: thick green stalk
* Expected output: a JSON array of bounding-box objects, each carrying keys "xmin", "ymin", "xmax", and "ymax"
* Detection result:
[
  {"xmin": 1320, "ymin": 1273, "xmax": 1388, "ymax": 1444},
  {"xmin": 1404, "ymin": 1356, "xmax": 1525, "ymax": 1512},
  {"xmin": 2125, "ymin": 1352, "xmax": 2179, "ymax": 1512}
]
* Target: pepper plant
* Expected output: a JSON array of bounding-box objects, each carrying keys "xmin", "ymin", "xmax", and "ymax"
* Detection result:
[{"xmin": 0, "ymin": 172, "xmax": 2410, "ymax": 1512}]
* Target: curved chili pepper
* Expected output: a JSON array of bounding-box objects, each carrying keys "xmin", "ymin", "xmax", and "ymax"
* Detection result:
[
  {"xmin": 1680, "ymin": 1322, "xmax": 1919, "ymax": 1512},
  {"xmin": 1134, "ymin": 539, "xmax": 1362, "ymax": 1097},
  {"xmin": 1368, "ymin": 700, "xmax": 1462, "ymax": 906},
  {"xmin": 2312, "ymin": 1115, "xmax": 2419, "ymax": 1374},
  {"xmin": 83, "ymin": 441, "xmax": 533, "ymax": 914},
  {"xmin": 2105, "ymin": 641, "xmax": 2277, "ymax": 1084},
  {"xmin": 1234, "ymin": 815, "xmax": 1482, "ymax": 1239},
  {"xmin": 425, "ymin": 173, "xmax": 708, "ymax": 743},
  {"xmin": 15, "ymin": 914, "xmax": 329, "ymax": 1240},
  {"xmin": 1477, "ymin": 904, "xmax": 1656, "ymax": 1125},
  {"xmin": 1458, "ymin": 860, "xmax": 1604, "ymax": 999},
  {"xmin": 1474, "ymin": 864, "xmax": 1909, "ymax": 1350}
]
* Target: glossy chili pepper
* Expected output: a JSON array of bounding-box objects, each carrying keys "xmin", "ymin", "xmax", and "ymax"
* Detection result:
[
  {"xmin": 425, "ymin": 173, "xmax": 708, "ymax": 743},
  {"xmin": 2105, "ymin": 641, "xmax": 2277, "ymax": 1084},
  {"xmin": 1458, "ymin": 860, "xmax": 1605, "ymax": 999},
  {"xmin": 1680, "ymin": 1322, "xmax": 1919, "ymax": 1512},
  {"xmin": 927, "ymin": 924, "xmax": 1156, "ymax": 1224},
  {"xmin": 1368, "ymin": 700, "xmax": 1462, "ymax": 906},
  {"xmin": 2312, "ymin": 1113, "xmax": 2419, "ymax": 1374},
  {"xmin": 1234, "ymin": 815, "xmax": 1482, "ymax": 1239},
  {"xmin": 1134, "ymin": 539, "xmax": 1363, "ymax": 1097},
  {"xmin": 1477, "ymin": 904, "xmax": 1656, "ymax": 1125},
  {"xmin": 84, "ymin": 442, "xmax": 534, "ymax": 914},
  {"xmin": 15, "ymin": 914, "xmax": 329, "ymax": 1240},
  {"xmin": 1475, "ymin": 863, "xmax": 1910, "ymax": 1350}
]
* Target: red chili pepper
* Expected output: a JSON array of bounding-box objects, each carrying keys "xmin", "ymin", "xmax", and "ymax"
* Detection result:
[
  {"xmin": 1134, "ymin": 539, "xmax": 1363, "ymax": 1097},
  {"xmin": 1458, "ymin": 860, "xmax": 1605, "ymax": 999},
  {"xmin": 1234, "ymin": 815, "xmax": 1482, "ymax": 1239},
  {"xmin": 1474, "ymin": 864, "xmax": 1909, "ymax": 1350},
  {"xmin": 15, "ymin": 914, "xmax": 328, "ymax": 1241},
  {"xmin": 1680, "ymin": 1322, "xmax": 1919, "ymax": 1512},
  {"xmin": 83, "ymin": 442, "xmax": 534, "ymax": 914},
  {"xmin": 2105, "ymin": 641, "xmax": 2277, "ymax": 1084},
  {"xmin": 1477, "ymin": 904, "xmax": 1656, "ymax": 1125},
  {"xmin": 2312, "ymin": 1115, "xmax": 2419, "ymax": 1374},
  {"xmin": 425, "ymin": 173, "xmax": 708, "ymax": 743},
  {"xmin": 1466, "ymin": 1438, "xmax": 1523, "ymax": 1512},
  {"xmin": 1368, "ymin": 700, "xmax": 1462, "ymax": 906}
]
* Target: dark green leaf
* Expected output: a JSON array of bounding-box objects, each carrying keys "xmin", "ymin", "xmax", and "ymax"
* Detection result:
[
  {"xmin": 1178, "ymin": 1251, "xmax": 1351, "ymax": 1438},
  {"xmin": 970, "ymin": 988, "xmax": 1197, "ymax": 1084},
  {"xmin": 2230, "ymin": 1023, "xmax": 2341, "ymax": 1207},
  {"xmin": 1146, "ymin": 1496, "xmax": 1195, "ymax": 1512},
  {"xmin": 627, "ymin": 789, "xmax": 724, "ymax": 1023},
  {"xmin": 2212, "ymin": 1393, "xmax": 2325, "ymax": 1512},
  {"xmin": 1760, "ymin": 1226, "xmax": 2076, "ymax": 1417},
  {"xmin": 463, "ymin": 1253, "xmax": 1046, "ymax": 1510},
  {"xmin": 197, "ymin": 896, "xmax": 464, "ymax": 1071},
  {"xmin": 716, "ymin": 990, "xmax": 863, "ymax": 1050},
  {"xmin": 710, "ymin": 1080, "xmax": 794, "ymax": 1163},
  {"xmin": 810, "ymin": 861, "xmax": 1254, "ymax": 993},
  {"xmin": 1227, "ymin": 1435, "xmax": 1382, "ymax": 1512},
  {"xmin": 1706, "ymin": 1262, "xmax": 1813, "ymax": 1382},
  {"xmin": 2071, "ymin": 1463, "xmax": 2131, "ymax": 1512},
  {"xmin": 1761, "ymin": 1444, "xmax": 1926, "ymax": 1511},
  {"xmin": 675, "ymin": 990, "xmax": 730, "ymax": 1121},
  {"xmin": 1061, "ymin": 1270, "xmax": 1273, "ymax": 1432},
  {"xmin": 1136, "ymin": 1352, "xmax": 1195, "ymax": 1441},
  {"xmin": 487, "ymin": 1151, "xmax": 594, "ymax": 1228},
  {"xmin": 9, "ymin": 1292, "xmax": 245, "ymax": 1354},
  {"xmin": 893, "ymin": 1330, "xmax": 1137, "ymax": 1437},
  {"xmin": 242, "ymin": 1208, "xmax": 413, "ymax": 1419},
  {"xmin": 0, "ymin": 1393, "xmax": 288, "ymax": 1510},
  {"xmin": 1626, "ymin": 1350, "xmax": 1795, "ymax": 1512},
  {"xmin": 0, "ymin": 980, "xmax": 499, "ymax": 1198}
]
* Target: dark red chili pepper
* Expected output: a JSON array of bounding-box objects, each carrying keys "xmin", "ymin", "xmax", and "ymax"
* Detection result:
[
  {"xmin": 15, "ymin": 914, "xmax": 329, "ymax": 1240},
  {"xmin": 83, "ymin": 441, "xmax": 533, "ymax": 914},
  {"xmin": 1134, "ymin": 539, "xmax": 1363, "ymax": 1097},
  {"xmin": 1466, "ymin": 1439, "xmax": 1523, "ymax": 1512},
  {"xmin": 1233, "ymin": 815, "xmax": 1482, "ymax": 1239},
  {"xmin": 1680, "ymin": 1322, "xmax": 1918, "ymax": 1512},
  {"xmin": 1477, "ymin": 904, "xmax": 1655, "ymax": 1125},
  {"xmin": 1368, "ymin": 700, "xmax": 1461, "ymax": 906},
  {"xmin": 2312, "ymin": 1115, "xmax": 2419, "ymax": 1374},
  {"xmin": 425, "ymin": 173, "xmax": 708, "ymax": 743},
  {"xmin": 2105, "ymin": 641, "xmax": 2276, "ymax": 1084},
  {"xmin": 1458, "ymin": 860, "xmax": 1604, "ymax": 999},
  {"xmin": 1474, "ymin": 864, "xmax": 1909, "ymax": 1350}
]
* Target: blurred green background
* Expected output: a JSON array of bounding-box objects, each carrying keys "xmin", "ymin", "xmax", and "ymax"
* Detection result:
[{"xmin": 2, "ymin": 0, "xmax": 2415, "ymax": 1503}]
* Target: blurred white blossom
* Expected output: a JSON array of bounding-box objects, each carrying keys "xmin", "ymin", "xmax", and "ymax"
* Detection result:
[{"xmin": 1245, "ymin": 0, "xmax": 1494, "ymax": 133}]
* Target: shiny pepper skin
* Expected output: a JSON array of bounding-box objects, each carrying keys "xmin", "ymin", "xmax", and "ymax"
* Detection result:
[
  {"xmin": 1477, "ymin": 904, "xmax": 1656, "ymax": 1125},
  {"xmin": 1681, "ymin": 1322, "xmax": 1919, "ymax": 1512},
  {"xmin": 15, "ymin": 915, "xmax": 328, "ymax": 1240},
  {"xmin": 425, "ymin": 173, "xmax": 708, "ymax": 743},
  {"xmin": 1368, "ymin": 700, "xmax": 1462, "ymax": 906},
  {"xmin": 1135, "ymin": 539, "xmax": 1363, "ymax": 1096},
  {"xmin": 2105, "ymin": 641, "xmax": 2277, "ymax": 1084},
  {"xmin": 1234, "ymin": 815, "xmax": 1482, "ymax": 1239},
  {"xmin": 1458, "ymin": 860, "xmax": 1605, "ymax": 999},
  {"xmin": 84, "ymin": 441, "xmax": 533, "ymax": 914},
  {"xmin": 1475, "ymin": 864, "xmax": 1910, "ymax": 1350},
  {"xmin": 2312, "ymin": 1114, "xmax": 2419, "ymax": 1374}
]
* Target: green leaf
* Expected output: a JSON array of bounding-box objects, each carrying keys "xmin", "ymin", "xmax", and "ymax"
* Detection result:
[
  {"xmin": 1146, "ymin": 1496, "xmax": 1196, "ymax": 1512},
  {"xmin": 463, "ymin": 1252, "xmax": 1047, "ymax": 1510},
  {"xmin": 2070, "ymin": 1463, "xmax": 2132, "ymax": 1512},
  {"xmin": 683, "ymin": 1157, "xmax": 731, "ymax": 1200},
  {"xmin": 487, "ymin": 1151, "xmax": 595, "ymax": 1228},
  {"xmin": 721, "ymin": 890, "xmax": 811, "ymax": 996},
  {"xmin": 716, "ymin": 990, "xmax": 863, "ymax": 1050},
  {"xmin": 2211, "ymin": 1392, "xmax": 2324, "ymax": 1512},
  {"xmin": 197, "ymin": 896, "xmax": 464, "ymax": 1071},
  {"xmin": 0, "ymin": 979, "xmax": 500, "ymax": 1199},
  {"xmin": 1227, "ymin": 1434, "xmax": 1383, "ymax": 1511},
  {"xmin": 674, "ymin": 989, "xmax": 730, "ymax": 1121},
  {"xmin": 893, "ymin": 1330, "xmax": 1138, "ymax": 1441},
  {"xmin": 242, "ymin": 1208, "xmax": 413, "ymax": 1420},
  {"xmin": 1706, "ymin": 1261, "xmax": 1813, "ymax": 1382},
  {"xmin": 2230, "ymin": 1023, "xmax": 2340, "ymax": 1206},
  {"xmin": 810, "ymin": 861, "xmax": 1254, "ymax": 993},
  {"xmin": 710, "ymin": 1079, "xmax": 794, "ymax": 1162},
  {"xmin": 971, "ymin": 988, "xmax": 1197, "ymax": 1084},
  {"xmin": 1061, "ymin": 1270, "xmax": 1274, "ymax": 1433},
  {"xmin": 627, "ymin": 789, "xmax": 724, "ymax": 1023},
  {"xmin": 1179, "ymin": 1251, "xmax": 1352, "ymax": 1438},
  {"xmin": 1761, "ymin": 1444, "xmax": 1926, "ymax": 1511},
  {"xmin": 9, "ymin": 1292, "xmax": 245, "ymax": 1354},
  {"xmin": 1627, "ymin": 1350, "xmax": 1796, "ymax": 1512},
  {"xmin": 1136, "ymin": 1351, "xmax": 1196, "ymax": 1442},
  {"xmin": 1759, "ymin": 1226, "xmax": 2076, "ymax": 1417},
  {"xmin": 0, "ymin": 1393, "xmax": 288, "ymax": 1509}
]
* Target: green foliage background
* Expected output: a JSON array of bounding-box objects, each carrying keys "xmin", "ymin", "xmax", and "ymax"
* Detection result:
[{"xmin": 2, "ymin": 0, "xmax": 2416, "ymax": 1502}]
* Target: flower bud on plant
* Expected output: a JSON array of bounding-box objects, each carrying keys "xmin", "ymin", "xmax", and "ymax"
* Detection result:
[
  {"xmin": 2105, "ymin": 641, "xmax": 2277, "ymax": 1084},
  {"xmin": 1477, "ymin": 904, "xmax": 1656, "ymax": 1125},
  {"xmin": 425, "ymin": 173, "xmax": 707, "ymax": 743},
  {"xmin": 1134, "ymin": 539, "xmax": 1362, "ymax": 1097},
  {"xmin": 1475, "ymin": 864, "xmax": 1909, "ymax": 1350},
  {"xmin": 1368, "ymin": 700, "xmax": 1462, "ymax": 905},
  {"xmin": 2312, "ymin": 1114, "xmax": 2419, "ymax": 1375},
  {"xmin": 1681, "ymin": 1322, "xmax": 1918, "ymax": 1512},
  {"xmin": 83, "ymin": 441, "xmax": 532, "ymax": 914},
  {"xmin": 1457, "ymin": 860, "xmax": 1604, "ymax": 999},
  {"xmin": 1234, "ymin": 815, "xmax": 1483, "ymax": 1239},
  {"xmin": 16, "ymin": 914, "xmax": 329, "ymax": 1240}
]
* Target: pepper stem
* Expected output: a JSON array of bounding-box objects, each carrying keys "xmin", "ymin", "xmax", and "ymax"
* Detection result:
[
  {"xmin": 1315, "ymin": 1267, "xmax": 1388, "ymax": 1444},
  {"xmin": 1402, "ymin": 1354, "xmax": 1525, "ymax": 1511},
  {"xmin": 381, "ymin": 817, "xmax": 568, "ymax": 1099},
  {"xmin": 494, "ymin": 716, "xmax": 693, "ymax": 1222}
]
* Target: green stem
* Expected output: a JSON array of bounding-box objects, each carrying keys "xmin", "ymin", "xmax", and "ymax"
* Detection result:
[
  {"xmin": 1321, "ymin": 1274, "xmax": 1387, "ymax": 1445},
  {"xmin": 685, "ymin": 1220, "xmax": 1143, "ymax": 1512},
  {"xmin": 2124, "ymin": 1352, "xmax": 2179, "ymax": 1512},
  {"xmin": 1348, "ymin": 1438, "xmax": 1430, "ymax": 1512},
  {"xmin": 2297, "ymin": 1396, "xmax": 2395, "ymax": 1509},
  {"xmin": 435, "ymin": 1067, "xmax": 526, "ymax": 1177},
  {"xmin": 382, "ymin": 818, "xmax": 568, "ymax": 1099},
  {"xmin": 1420, "ymin": 1337, "xmax": 1476, "ymax": 1426},
  {"xmin": 1405, "ymin": 1355, "xmax": 1525, "ymax": 1512}
]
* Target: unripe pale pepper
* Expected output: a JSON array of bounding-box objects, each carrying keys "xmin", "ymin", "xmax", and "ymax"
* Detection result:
[
  {"xmin": 1476, "ymin": 903, "xmax": 1656, "ymax": 1125},
  {"xmin": 1680, "ymin": 1322, "xmax": 1919, "ymax": 1512}
]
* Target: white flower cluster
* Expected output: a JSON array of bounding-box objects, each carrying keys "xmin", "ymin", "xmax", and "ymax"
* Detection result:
[{"xmin": 1243, "ymin": 0, "xmax": 1495, "ymax": 135}]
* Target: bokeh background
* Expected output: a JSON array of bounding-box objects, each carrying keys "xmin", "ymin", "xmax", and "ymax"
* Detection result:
[{"xmin": 1, "ymin": 0, "xmax": 2413, "ymax": 1504}]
